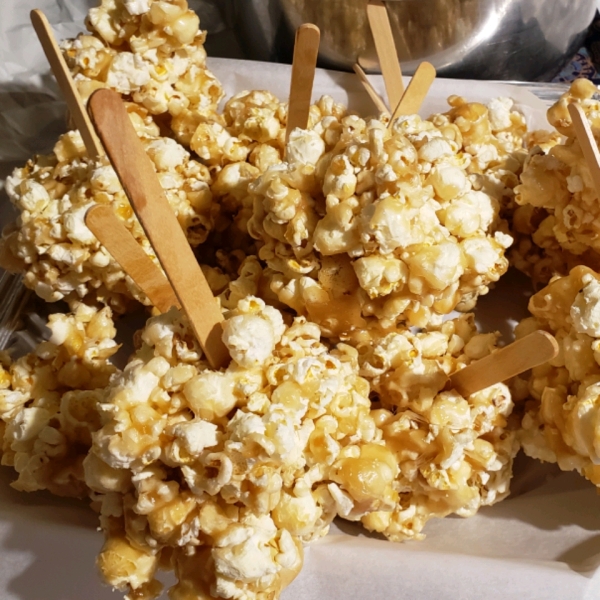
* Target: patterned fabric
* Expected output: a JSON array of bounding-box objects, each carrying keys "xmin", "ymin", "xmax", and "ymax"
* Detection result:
[{"xmin": 554, "ymin": 11, "xmax": 600, "ymax": 83}]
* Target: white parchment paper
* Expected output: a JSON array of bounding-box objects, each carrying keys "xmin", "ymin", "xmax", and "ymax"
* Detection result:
[{"xmin": 2, "ymin": 3, "xmax": 600, "ymax": 600}]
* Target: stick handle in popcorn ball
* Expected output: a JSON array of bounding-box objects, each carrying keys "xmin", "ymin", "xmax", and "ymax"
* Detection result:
[
  {"xmin": 31, "ymin": 9, "xmax": 104, "ymax": 160},
  {"xmin": 85, "ymin": 205, "xmax": 180, "ymax": 314},
  {"xmin": 353, "ymin": 63, "xmax": 391, "ymax": 117},
  {"xmin": 568, "ymin": 103, "xmax": 600, "ymax": 199},
  {"xmin": 389, "ymin": 62, "xmax": 436, "ymax": 124},
  {"xmin": 449, "ymin": 330, "xmax": 559, "ymax": 398},
  {"xmin": 367, "ymin": 0, "xmax": 404, "ymax": 111},
  {"xmin": 88, "ymin": 89, "xmax": 229, "ymax": 370},
  {"xmin": 286, "ymin": 23, "xmax": 321, "ymax": 143}
]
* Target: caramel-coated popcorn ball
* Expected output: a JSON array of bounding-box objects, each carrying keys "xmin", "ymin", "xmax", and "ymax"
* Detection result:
[
  {"xmin": 199, "ymin": 94, "xmax": 352, "ymax": 262},
  {"xmin": 85, "ymin": 297, "xmax": 397, "ymax": 599},
  {"xmin": 0, "ymin": 305, "xmax": 119, "ymax": 498},
  {"xmin": 249, "ymin": 106, "xmax": 514, "ymax": 332},
  {"xmin": 190, "ymin": 90, "xmax": 287, "ymax": 169},
  {"xmin": 430, "ymin": 95, "xmax": 528, "ymax": 195},
  {"xmin": 510, "ymin": 79, "xmax": 600, "ymax": 287},
  {"xmin": 355, "ymin": 314, "xmax": 518, "ymax": 541},
  {"xmin": 516, "ymin": 266, "xmax": 600, "ymax": 486},
  {"xmin": 0, "ymin": 107, "xmax": 216, "ymax": 312},
  {"xmin": 192, "ymin": 92, "xmax": 349, "ymax": 171},
  {"xmin": 61, "ymin": 0, "xmax": 224, "ymax": 146}
]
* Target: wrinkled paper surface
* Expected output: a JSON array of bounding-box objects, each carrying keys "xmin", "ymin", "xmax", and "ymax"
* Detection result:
[{"xmin": 1, "ymin": 2, "xmax": 600, "ymax": 600}]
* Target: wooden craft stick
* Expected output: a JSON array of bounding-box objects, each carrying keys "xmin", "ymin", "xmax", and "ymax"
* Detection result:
[
  {"xmin": 30, "ymin": 9, "xmax": 104, "ymax": 159},
  {"xmin": 353, "ymin": 63, "xmax": 390, "ymax": 116},
  {"xmin": 449, "ymin": 330, "xmax": 559, "ymax": 398},
  {"xmin": 366, "ymin": 0, "xmax": 404, "ymax": 110},
  {"xmin": 85, "ymin": 205, "xmax": 180, "ymax": 314},
  {"xmin": 389, "ymin": 61, "xmax": 436, "ymax": 123},
  {"xmin": 286, "ymin": 23, "xmax": 321, "ymax": 142},
  {"xmin": 88, "ymin": 89, "xmax": 229, "ymax": 370},
  {"xmin": 568, "ymin": 103, "xmax": 600, "ymax": 199}
]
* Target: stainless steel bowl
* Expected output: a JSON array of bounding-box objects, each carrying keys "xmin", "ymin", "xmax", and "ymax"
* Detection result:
[{"xmin": 231, "ymin": 0, "xmax": 597, "ymax": 81}]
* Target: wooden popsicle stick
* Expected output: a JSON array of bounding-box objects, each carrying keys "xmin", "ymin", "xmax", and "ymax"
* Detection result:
[
  {"xmin": 286, "ymin": 23, "xmax": 321, "ymax": 142},
  {"xmin": 389, "ymin": 61, "xmax": 436, "ymax": 125},
  {"xmin": 366, "ymin": 0, "xmax": 404, "ymax": 111},
  {"xmin": 30, "ymin": 9, "xmax": 104, "ymax": 159},
  {"xmin": 353, "ymin": 63, "xmax": 391, "ymax": 117},
  {"xmin": 449, "ymin": 330, "xmax": 559, "ymax": 398},
  {"xmin": 85, "ymin": 205, "xmax": 180, "ymax": 314},
  {"xmin": 88, "ymin": 89, "xmax": 229, "ymax": 370},
  {"xmin": 568, "ymin": 103, "xmax": 600, "ymax": 199}
]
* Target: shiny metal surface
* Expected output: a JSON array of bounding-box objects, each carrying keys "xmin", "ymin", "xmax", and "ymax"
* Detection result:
[{"xmin": 231, "ymin": 0, "xmax": 597, "ymax": 81}]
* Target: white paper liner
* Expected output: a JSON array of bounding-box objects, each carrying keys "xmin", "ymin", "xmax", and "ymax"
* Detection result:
[{"xmin": 2, "ymin": 3, "xmax": 600, "ymax": 600}]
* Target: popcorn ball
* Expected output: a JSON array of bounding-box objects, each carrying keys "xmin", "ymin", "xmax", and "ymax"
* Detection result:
[
  {"xmin": 516, "ymin": 265, "xmax": 600, "ymax": 486},
  {"xmin": 193, "ymin": 90, "xmax": 291, "ymax": 260},
  {"xmin": 199, "ymin": 94, "xmax": 352, "ymax": 262},
  {"xmin": 191, "ymin": 90, "xmax": 286, "ymax": 170},
  {"xmin": 354, "ymin": 314, "xmax": 518, "ymax": 541},
  {"xmin": 430, "ymin": 95, "xmax": 528, "ymax": 199},
  {"xmin": 249, "ymin": 105, "xmax": 515, "ymax": 332},
  {"xmin": 0, "ymin": 106, "xmax": 217, "ymax": 312},
  {"xmin": 192, "ymin": 92, "xmax": 349, "ymax": 171},
  {"xmin": 61, "ymin": 0, "xmax": 224, "ymax": 146},
  {"xmin": 511, "ymin": 79, "xmax": 600, "ymax": 288},
  {"xmin": 85, "ymin": 297, "xmax": 398, "ymax": 599},
  {"xmin": 0, "ymin": 304, "xmax": 119, "ymax": 498}
]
